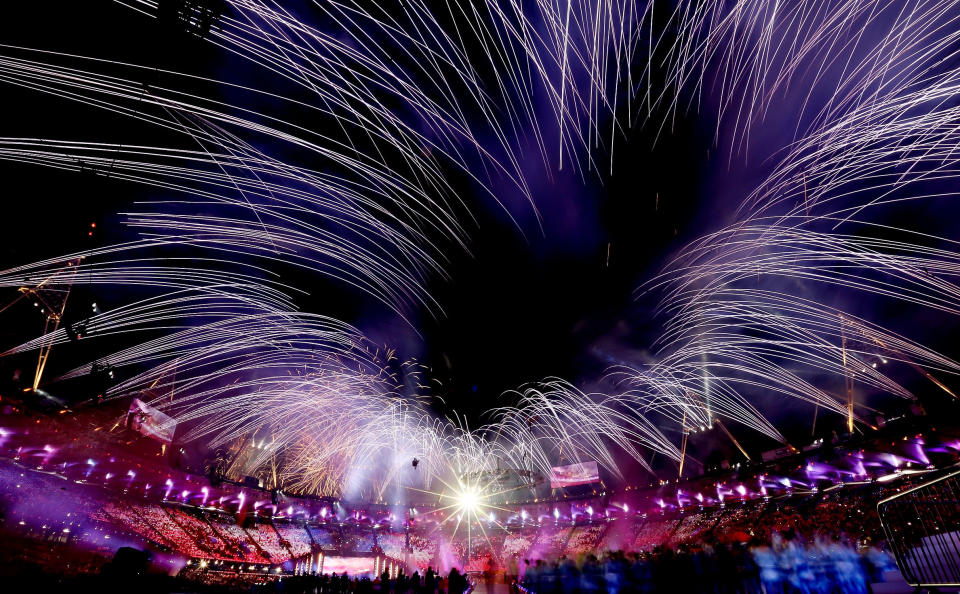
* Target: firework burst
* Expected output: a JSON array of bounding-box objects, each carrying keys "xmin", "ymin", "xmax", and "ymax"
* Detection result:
[{"xmin": 2, "ymin": 1, "xmax": 960, "ymax": 499}]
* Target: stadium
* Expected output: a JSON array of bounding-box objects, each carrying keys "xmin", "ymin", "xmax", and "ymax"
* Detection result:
[{"xmin": 2, "ymin": 1, "xmax": 960, "ymax": 593}]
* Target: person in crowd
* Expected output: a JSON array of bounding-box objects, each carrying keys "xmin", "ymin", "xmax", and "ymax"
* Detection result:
[{"xmin": 513, "ymin": 533, "xmax": 877, "ymax": 594}]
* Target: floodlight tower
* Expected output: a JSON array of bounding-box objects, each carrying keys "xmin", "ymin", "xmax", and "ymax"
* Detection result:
[
  {"xmin": 17, "ymin": 259, "xmax": 80, "ymax": 390},
  {"xmin": 679, "ymin": 409, "xmax": 689, "ymax": 478},
  {"xmin": 840, "ymin": 316, "xmax": 855, "ymax": 434}
]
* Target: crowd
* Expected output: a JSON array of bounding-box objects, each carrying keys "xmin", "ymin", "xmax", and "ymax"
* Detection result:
[
  {"xmin": 0, "ymin": 474, "xmax": 906, "ymax": 594},
  {"xmin": 276, "ymin": 522, "xmax": 315, "ymax": 557},
  {"xmin": 0, "ymin": 449, "xmax": 919, "ymax": 594},
  {"xmin": 502, "ymin": 531, "xmax": 536, "ymax": 559},
  {"xmin": 245, "ymin": 522, "xmax": 293, "ymax": 560},
  {"xmin": 179, "ymin": 566, "xmax": 473, "ymax": 594},
  {"xmin": 536, "ymin": 527, "xmax": 573, "ymax": 559},
  {"xmin": 92, "ymin": 497, "xmax": 352, "ymax": 564},
  {"xmin": 379, "ymin": 531, "xmax": 437, "ymax": 571},
  {"xmin": 343, "ymin": 531, "xmax": 377, "ymax": 553},
  {"xmin": 361, "ymin": 495, "xmax": 897, "ymax": 594},
  {"xmin": 518, "ymin": 536, "xmax": 896, "ymax": 594},
  {"xmin": 307, "ymin": 524, "xmax": 340, "ymax": 551},
  {"xmin": 565, "ymin": 526, "xmax": 606, "ymax": 557}
]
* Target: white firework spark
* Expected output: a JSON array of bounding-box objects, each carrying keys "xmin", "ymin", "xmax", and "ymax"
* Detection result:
[{"xmin": 2, "ymin": 1, "xmax": 960, "ymax": 498}]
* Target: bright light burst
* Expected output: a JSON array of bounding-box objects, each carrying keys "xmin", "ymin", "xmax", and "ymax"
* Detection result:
[
  {"xmin": 455, "ymin": 488, "xmax": 481, "ymax": 515},
  {"xmin": 405, "ymin": 470, "xmax": 526, "ymax": 561}
]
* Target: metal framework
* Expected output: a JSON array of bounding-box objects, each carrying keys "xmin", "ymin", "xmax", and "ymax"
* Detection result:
[
  {"xmin": 877, "ymin": 466, "xmax": 960, "ymax": 588},
  {"xmin": 16, "ymin": 259, "xmax": 80, "ymax": 391}
]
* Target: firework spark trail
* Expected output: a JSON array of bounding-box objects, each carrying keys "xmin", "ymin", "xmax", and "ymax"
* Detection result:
[
  {"xmin": 644, "ymin": 1, "xmax": 960, "ymax": 150},
  {"xmin": 4, "ymin": 0, "xmax": 960, "ymax": 496},
  {"xmin": 600, "ymin": 1, "xmax": 960, "ymax": 450},
  {"xmin": 635, "ymin": 220, "xmax": 960, "ymax": 441},
  {"xmin": 0, "ymin": 0, "xmax": 647, "ymax": 495},
  {"xmin": 0, "ymin": 0, "xmax": 649, "ymax": 313},
  {"xmin": 0, "ymin": 47, "xmax": 463, "ymax": 317},
  {"xmin": 605, "ymin": 363, "xmax": 787, "ymax": 443},
  {"xmin": 489, "ymin": 379, "xmax": 683, "ymax": 477},
  {"xmin": 153, "ymin": 0, "xmax": 960, "ymax": 485},
  {"xmin": 120, "ymin": 0, "xmax": 642, "ymax": 202}
]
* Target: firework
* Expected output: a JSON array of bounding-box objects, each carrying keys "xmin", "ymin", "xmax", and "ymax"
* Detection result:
[{"xmin": 2, "ymin": 1, "xmax": 960, "ymax": 499}]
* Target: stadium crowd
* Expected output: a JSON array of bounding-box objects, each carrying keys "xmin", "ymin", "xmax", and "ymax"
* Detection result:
[
  {"xmin": 517, "ymin": 536, "xmax": 896, "ymax": 594},
  {"xmin": 0, "ymin": 421, "xmax": 936, "ymax": 594},
  {"xmin": 178, "ymin": 565, "xmax": 471, "ymax": 594}
]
